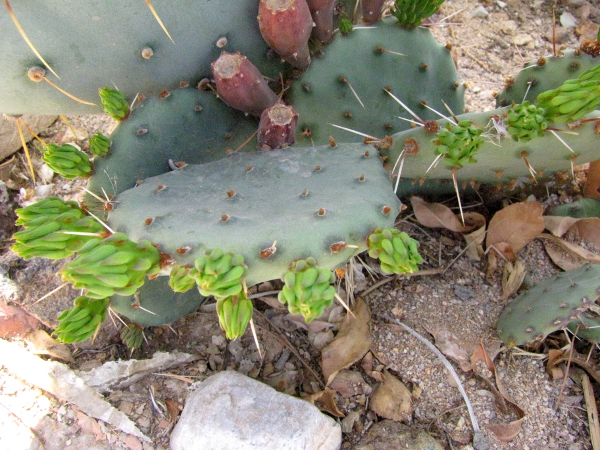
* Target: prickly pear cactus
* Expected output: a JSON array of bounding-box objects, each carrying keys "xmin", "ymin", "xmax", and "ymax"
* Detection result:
[
  {"xmin": 496, "ymin": 51, "xmax": 600, "ymax": 107},
  {"xmin": 106, "ymin": 143, "xmax": 401, "ymax": 286},
  {"xmin": 0, "ymin": 0, "xmax": 284, "ymax": 115},
  {"xmin": 497, "ymin": 264, "xmax": 600, "ymax": 346},
  {"xmin": 289, "ymin": 17, "xmax": 465, "ymax": 146}
]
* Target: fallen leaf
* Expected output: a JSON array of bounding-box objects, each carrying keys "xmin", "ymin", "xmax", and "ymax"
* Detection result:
[
  {"xmin": 411, "ymin": 196, "xmax": 479, "ymax": 232},
  {"xmin": 537, "ymin": 234, "xmax": 600, "ymax": 271},
  {"xmin": 546, "ymin": 349, "xmax": 566, "ymax": 381},
  {"xmin": 76, "ymin": 411, "xmax": 105, "ymax": 441},
  {"xmin": 471, "ymin": 342, "xmax": 525, "ymax": 442},
  {"xmin": 570, "ymin": 218, "xmax": 600, "ymax": 249},
  {"xmin": 369, "ymin": 370, "xmax": 412, "ymax": 422},
  {"xmin": 304, "ymin": 387, "xmax": 345, "ymax": 418},
  {"xmin": 426, "ymin": 325, "xmax": 477, "ymax": 372},
  {"xmin": 544, "ymin": 216, "xmax": 582, "ymax": 237},
  {"xmin": 123, "ymin": 434, "xmax": 143, "ymax": 450},
  {"xmin": 321, "ymin": 297, "xmax": 371, "ymax": 386},
  {"xmin": 486, "ymin": 201, "xmax": 545, "ymax": 255},
  {"xmin": 329, "ymin": 370, "xmax": 372, "ymax": 398},
  {"xmin": 463, "ymin": 218, "xmax": 487, "ymax": 260},
  {"xmin": 584, "ymin": 160, "xmax": 600, "ymax": 200},
  {"xmin": 24, "ymin": 329, "xmax": 74, "ymax": 363},
  {"xmin": 165, "ymin": 398, "xmax": 180, "ymax": 422},
  {"xmin": 0, "ymin": 303, "xmax": 40, "ymax": 338},
  {"xmin": 501, "ymin": 260, "xmax": 527, "ymax": 300}
]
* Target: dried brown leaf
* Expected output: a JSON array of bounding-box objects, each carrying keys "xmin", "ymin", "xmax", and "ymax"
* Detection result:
[
  {"xmin": 0, "ymin": 302, "xmax": 40, "ymax": 338},
  {"xmin": 571, "ymin": 218, "xmax": 600, "ymax": 249},
  {"xmin": 538, "ymin": 233, "xmax": 600, "ymax": 271},
  {"xmin": 584, "ymin": 160, "xmax": 600, "ymax": 200},
  {"xmin": 426, "ymin": 325, "xmax": 477, "ymax": 372},
  {"xmin": 486, "ymin": 201, "xmax": 545, "ymax": 253},
  {"xmin": 370, "ymin": 370, "xmax": 412, "ymax": 422},
  {"xmin": 24, "ymin": 329, "xmax": 73, "ymax": 363},
  {"xmin": 501, "ymin": 260, "xmax": 527, "ymax": 300},
  {"xmin": 329, "ymin": 370, "xmax": 372, "ymax": 398},
  {"xmin": 544, "ymin": 216, "xmax": 581, "ymax": 237},
  {"xmin": 321, "ymin": 297, "xmax": 371, "ymax": 386},
  {"xmin": 411, "ymin": 196, "xmax": 476, "ymax": 232},
  {"xmin": 463, "ymin": 217, "xmax": 487, "ymax": 260},
  {"xmin": 471, "ymin": 342, "xmax": 525, "ymax": 443},
  {"xmin": 304, "ymin": 387, "xmax": 345, "ymax": 418}
]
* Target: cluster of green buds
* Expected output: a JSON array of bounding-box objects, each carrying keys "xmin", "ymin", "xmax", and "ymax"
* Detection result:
[
  {"xmin": 11, "ymin": 198, "xmax": 105, "ymax": 259},
  {"xmin": 506, "ymin": 102, "xmax": 548, "ymax": 142},
  {"xmin": 433, "ymin": 120, "xmax": 484, "ymax": 169},
  {"xmin": 188, "ymin": 249, "xmax": 251, "ymax": 340},
  {"xmin": 99, "ymin": 87, "xmax": 130, "ymax": 121},
  {"xmin": 536, "ymin": 63, "xmax": 600, "ymax": 122},
  {"xmin": 367, "ymin": 228, "xmax": 423, "ymax": 274},
  {"xmin": 59, "ymin": 232, "xmax": 161, "ymax": 299},
  {"xmin": 168, "ymin": 264, "xmax": 196, "ymax": 293},
  {"xmin": 42, "ymin": 144, "xmax": 92, "ymax": 179},
  {"xmin": 278, "ymin": 258, "xmax": 336, "ymax": 323},
  {"xmin": 392, "ymin": 0, "xmax": 445, "ymax": 28},
  {"xmin": 53, "ymin": 296, "xmax": 110, "ymax": 343},
  {"xmin": 216, "ymin": 293, "xmax": 253, "ymax": 340},
  {"xmin": 89, "ymin": 132, "xmax": 111, "ymax": 157}
]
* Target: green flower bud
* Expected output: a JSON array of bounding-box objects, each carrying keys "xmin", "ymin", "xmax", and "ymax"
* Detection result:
[
  {"xmin": 216, "ymin": 293, "xmax": 253, "ymax": 340},
  {"xmin": 120, "ymin": 323, "xmax": 144, "ymax": 349},
  {"xmin": 278, "ymin": 258, "xmax": 335, "ymax": 322},
  {"xmin": 42, "ymin": 144, "xmax": 92, "ymax": 179},
  {"xmin": 368, "ymin": 228, "xmax": 423, "ymax": 274},
  {"xmin": 89, "ymin": 132, "xmax": 111, "ymax": 156},
  {"xmin": 54, "ymin": 296, "xmax": 109, "ymax": 343},
  {"xmin": 189, "ymin": 249, "xmax": 246, "ymax": 299},
  {"xmin": 99, "ymin": 87, "xmax": 130, "ymax": 121}
]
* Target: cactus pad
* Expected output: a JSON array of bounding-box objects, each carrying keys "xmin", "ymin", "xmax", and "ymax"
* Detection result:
[{"xmin": 497, "ymin": 264, "xmax": 600, "ymax": 346}]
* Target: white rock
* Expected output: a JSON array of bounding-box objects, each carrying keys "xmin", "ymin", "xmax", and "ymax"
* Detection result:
[
  {"xmin": 171, "ymin": 371, "xmax": 341, "ymax": 450},
  {"xmin": 560, "ymin": 11, "xmax": 578, "ymax": 28},
  {"xmin": 471, "ymin": 6, "xmax": 489, "ymax": 18}
]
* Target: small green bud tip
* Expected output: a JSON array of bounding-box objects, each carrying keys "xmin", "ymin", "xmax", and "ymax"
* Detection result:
[
  {"xmin": 216, "ymin": 294, "xmax": 253, "ymax": 340},
  {"xmin": 99, "ymin": 87, "xmax": 130, "ymax": 121},
  {"xmin": 278, "ymin": 258, "xmax": 336, "ymax": 322},
  {"xmin": 367, "ymin": 228, "xmax": 423, "ymax": 275},
  {"xmin": 339, "ymin": 19, "xmax": 353, "ymax": 35},
  {"xmin": 54, "ymin": 297, "xmax": 109, "ymax": 344},
  {"xmin": 42, "ymin": 144, "xmax": 93, "ymax": 179},
  {"xmin": 89, "ymin": 133, "xmax": 111, "ymax": 157}
]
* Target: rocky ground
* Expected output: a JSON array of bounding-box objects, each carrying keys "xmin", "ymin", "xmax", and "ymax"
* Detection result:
[{"xmin": 1, "ymin": 1, "xmax": 600, "ymax": 449}]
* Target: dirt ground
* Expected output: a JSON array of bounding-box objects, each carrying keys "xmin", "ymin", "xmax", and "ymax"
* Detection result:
[{"xmin": 1, "ymin": 1, "xmax": 600, "ymax": 449}]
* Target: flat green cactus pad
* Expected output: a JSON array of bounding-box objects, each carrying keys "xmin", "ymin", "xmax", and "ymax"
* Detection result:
[
  {"xmin": 497, "ymin": 264, "xmax": 600, "ymax": 346},
  {"xmin": 107, "ymin": 143, "xmax": 401, "ymax": 286}
]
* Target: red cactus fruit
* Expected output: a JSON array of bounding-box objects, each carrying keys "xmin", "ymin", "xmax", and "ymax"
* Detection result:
[
  {"xmin": 306, "ymin": 0, "xmax": 335, "ymax": 44},
  {"xmin": 257, "ymin": 101, "xmax": 299, "ymax": 150},
  {"xmin": 362, "ymin": 0, "xmax": 386, "ymax": 24}
]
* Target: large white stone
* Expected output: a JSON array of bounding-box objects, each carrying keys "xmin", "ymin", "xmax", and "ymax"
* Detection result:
[
  {"xmin": 0, "ymin": 115, "xmax": 57, "ymax": 161},
  {"xmin": 170, "ymin": 371, "xmax": 341, "ymax": 450}
]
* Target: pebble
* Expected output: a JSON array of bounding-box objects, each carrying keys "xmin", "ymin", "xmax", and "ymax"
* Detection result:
[
  {"xmin": 170, "ymin": 371, "xmax": 341, "ymax": 450},
  {"xmin": 471, "ymin": 6, "xmax": 489, "ymax": 18},
  {"xmin": 560, "ymin": 11, "xmax": 578, "ymax": 28}
]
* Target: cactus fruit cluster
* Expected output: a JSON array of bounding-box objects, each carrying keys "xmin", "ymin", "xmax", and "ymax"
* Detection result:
[
  {"xmin": 5, "ymin": 1, "xmax": 600, "ymax": 346},
  {"xmin": 497, "ymin": 264, "xmax": 600, "ymax": 346}
]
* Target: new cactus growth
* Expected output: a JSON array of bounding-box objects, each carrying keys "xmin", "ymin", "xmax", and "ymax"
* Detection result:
[
  {"xmin": 54, "ymin": 297, "xmax": 110, "ymax": 343},
  {"xmin": 42, "ymin": 144, "xmax": 93, "ymax": 179},
  {"xmin": 6, "ymin": 1, "xmax": 600, "ymax": 347},
  {"xmin": 278, "ymin": 258, "xmax": 336, "ymax": 322},
  {"xmin": 497, "ymin": 264, "xmax": 600, "ymax": 346}
]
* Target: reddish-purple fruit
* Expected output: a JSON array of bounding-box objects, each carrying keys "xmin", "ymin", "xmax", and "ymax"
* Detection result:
[
  {"xmin": 306, "ymin": 0, "xmax": 335, "ymax": 44},
  {"xmin": 362, "ymin": 0, "xmax": 386, "ymax": 24},
  {"xmin": 258, "ymin": 0, "xmax": 313, "ymax": 70},
  {"xmin": 257, "ymin": 102, "xmax": 299, "ymax": 150},
  {"xmin": 211, "ymin": 51, "xmax": 278, "ymax": 117}
]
